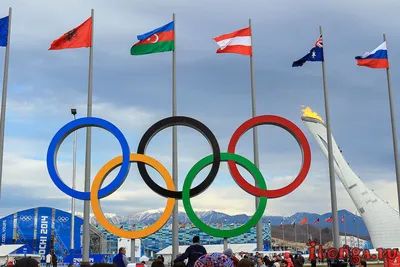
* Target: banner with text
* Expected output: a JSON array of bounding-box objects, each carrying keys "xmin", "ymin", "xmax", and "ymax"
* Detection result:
[
  {"xmin": 1, "ymin": 214, "xmax": 14, "ymax": 245},
  {"xmin": 63, "ymin": 254, "xmax": 113, "ymax": 265},
  {"xmin": 36, "ymin": 207, "xmax": 53, "ymax": 263}
]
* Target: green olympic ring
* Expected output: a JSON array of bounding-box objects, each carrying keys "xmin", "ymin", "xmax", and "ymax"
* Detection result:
[{"xmin": 182, "ymin": 152, "xmax": 268, "ymax": 238}]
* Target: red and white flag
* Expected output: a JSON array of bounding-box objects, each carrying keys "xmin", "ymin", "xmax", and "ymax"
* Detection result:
[
  {"xmin": 213, "ymin": 27, "xmax": 252, "ymax": 56},
  {"xmin": 325, "ymin": 216, "xmax": 332, "ymax": 223},
  {"xmin": 341, "ymin": 216, "xmax": 345, "ymax": 224}
]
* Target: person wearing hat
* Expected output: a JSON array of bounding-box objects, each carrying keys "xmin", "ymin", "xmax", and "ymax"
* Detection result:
[{"xmin": 223, "ymin": 249, "xmax": 239, "ymax": 267}]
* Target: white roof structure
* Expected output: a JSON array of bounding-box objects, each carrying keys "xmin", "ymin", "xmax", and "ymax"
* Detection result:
[
  {"xmin": 302, "ymin": 116, "xmax": 400, "ymax": 248},
  {"xmin": 0, "ymin": 245, "xmax": 24, "ymax": 257},
  {"xmin": 157, "ymin": 243, "xmax": 257, "ymax": 255}
]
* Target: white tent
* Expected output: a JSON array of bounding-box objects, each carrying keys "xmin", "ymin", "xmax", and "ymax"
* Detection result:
[
  {"xmin": 0, "ymin": 245, "xmax": 24, "ymax": 257},
  {"xmin": 0, "ymin": 245, "xmax": 24, "ymax": 264}
]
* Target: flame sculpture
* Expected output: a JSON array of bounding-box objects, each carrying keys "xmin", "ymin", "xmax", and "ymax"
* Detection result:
[
  {"xmin": 301, "ymin": 111, "xmax": 400, "ymax": 248},
  {"xmin": 302, "ymin": 106, "xmax": 323, "ymax": 122}
]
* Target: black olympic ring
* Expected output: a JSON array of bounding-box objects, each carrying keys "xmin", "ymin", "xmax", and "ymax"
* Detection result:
[{"xmin": 137, "ymin": 116, "xmax": 221, "ymax": 199}]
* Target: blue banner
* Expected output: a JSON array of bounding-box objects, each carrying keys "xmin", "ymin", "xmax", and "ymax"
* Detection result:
[
  {"xmin": 75, "ymin": 216, "xmax": 83, "ymax": 254},
  {"xmin": 1, "ymin": 214, "xmax": 13, "ymax": 245},
  {"xmin": 63, "ymin": 254, "xmax": 113, "ymax": 266},
  {"xmin": 54, "ymin": 210, "xmax": 71, "ymax": 260},
  {"xmin": 37, "ymin": 207, "xmax": 52, "ymax": 263},
  {"xmin": 15, "ymin": 209, "xmax": 35, "ymax": 254}
]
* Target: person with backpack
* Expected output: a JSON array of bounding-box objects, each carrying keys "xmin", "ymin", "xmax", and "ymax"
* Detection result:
[{"xmin": 174, "ymin": 236, "xmax": 207, "ymax": 267}]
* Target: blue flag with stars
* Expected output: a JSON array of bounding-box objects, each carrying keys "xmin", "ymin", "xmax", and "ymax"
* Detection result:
[
  {"xmin": 292, "ymin": 35, "xmax": 323, "ymax": 67},
  {"xmin": 0, "ymin": 16, "xmax": 9, "ymax": 47}
]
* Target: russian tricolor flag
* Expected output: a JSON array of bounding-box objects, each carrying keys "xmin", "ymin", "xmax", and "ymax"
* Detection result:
[{"xmin": 355, "ymin": 41, "xmax": 389, "ymax": 69}]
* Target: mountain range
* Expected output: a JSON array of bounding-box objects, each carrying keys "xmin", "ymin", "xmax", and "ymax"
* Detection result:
[{"xmin": 76, "ymin": 209, "xmax": 369, "ymax": 237}]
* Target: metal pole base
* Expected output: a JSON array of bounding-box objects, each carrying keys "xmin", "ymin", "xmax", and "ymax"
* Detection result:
[
  {"xmin": 223, "ymin": 238, "xmax": 228, "ymax": 250},
  {"xmin": 80, "ymin": 262, "xmax": 90, "ymax": 267}
]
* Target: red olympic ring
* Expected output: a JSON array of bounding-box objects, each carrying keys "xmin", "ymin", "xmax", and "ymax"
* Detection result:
[{"xmin": 227, "ymin": 115, "xmax": 311, "ymax": 198}]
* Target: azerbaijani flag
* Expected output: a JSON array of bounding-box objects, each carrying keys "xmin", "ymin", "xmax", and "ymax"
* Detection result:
[
  {"xmin": 130, "ymin": 21, "xmax": 174, "ymax": 55},
  {"xmin": 355, "ymin": 41, "xmax": 388, "ymax": 69}
]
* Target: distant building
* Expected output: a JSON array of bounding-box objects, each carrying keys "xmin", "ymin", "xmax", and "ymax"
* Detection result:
[{"xmin": 97, "ymin": 223, "xmax": 271, "ymax": 254}]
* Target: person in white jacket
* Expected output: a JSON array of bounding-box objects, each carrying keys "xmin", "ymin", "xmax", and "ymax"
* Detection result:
[{"xmin": 46, "ymin": 253, "xmax": 52, "ymax": 267}]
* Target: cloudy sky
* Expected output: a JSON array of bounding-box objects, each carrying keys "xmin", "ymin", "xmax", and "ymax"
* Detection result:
[{"xmin": 0, "ymin": 0, "xmax": 399, "ymax": 219}]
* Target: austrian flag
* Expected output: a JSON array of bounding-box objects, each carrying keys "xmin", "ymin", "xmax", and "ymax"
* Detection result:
[{"xmin": 213, "ymin": 27, "xmax": 252, "ymax": 56}]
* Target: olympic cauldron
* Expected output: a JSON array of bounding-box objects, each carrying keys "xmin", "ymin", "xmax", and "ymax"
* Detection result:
[{"xmin": 47, "ymin": 115, "xmax": 311, "ymax": 239}]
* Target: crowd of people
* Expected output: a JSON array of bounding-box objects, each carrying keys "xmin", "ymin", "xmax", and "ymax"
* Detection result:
[
  {"xmin": 3, "ymin": 235, "xmax": 368, "ymax": 267},
  {"xmin": 111, "ymin": 235, "xmax": 368, "ymax": 267},
  {"xmin": 169, "ymin": 236, "xmax": 307, "ymax": 267}
]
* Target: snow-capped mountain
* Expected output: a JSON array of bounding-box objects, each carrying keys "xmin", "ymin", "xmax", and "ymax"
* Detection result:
[{"xmin": 73, "ymin": 209, "xmax": 368, "ymax": 237}]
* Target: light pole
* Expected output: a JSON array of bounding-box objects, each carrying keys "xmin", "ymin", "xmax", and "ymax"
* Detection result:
[{"xmin": 70, "ymin": 108, "xmax": 77, "ymax": 264}]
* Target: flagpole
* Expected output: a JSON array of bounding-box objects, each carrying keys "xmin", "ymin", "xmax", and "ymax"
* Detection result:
[
  {"xmin": 0, "ymin": 7, "xmax": 12, "ymax": 198},
  {"xmin": 356, "ymin": 211, "xmax": 359, "ymax": 248},
  {"xmin": 319, "ymin": 227, "xmax": 322, "ymax": 246},
  {"xmin": 382, "ymin": 34, "xmax": 400, "ymax": 215},
  {"xmin": 282, "ymin": 218, "xmax": 285, "ymax": 242},
  {"xmin": 306, "ymin": 222, "xmax": 309, "ymax": 242},
  {"xmin": 248, "ymin": 18, "xmax": 262, "ymax": 253},
  {"xmin": 171, "ymin": 12, "xmax": 179, "ymax": 261},
  {"xmin": 344, "ymin": 218, "xmax": 347, "ymax": 245},
  {"xmin": 294, "ymin": 223, "xmax": 297, "ymax": 243},
  {"xmin": 319, "ymin": 25, "xmax": 340, "ymax": 249},
  {"xmin": 82, "ymin": 9, "xmax": 94, "ymax": 267}
]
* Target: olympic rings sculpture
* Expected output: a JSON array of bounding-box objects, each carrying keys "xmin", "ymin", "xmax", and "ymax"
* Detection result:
[{"xmin": 47, "ymin": 115, "xmax": 311, "ymax": 239}]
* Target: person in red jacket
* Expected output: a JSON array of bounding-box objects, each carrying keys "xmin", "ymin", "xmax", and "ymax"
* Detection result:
[{"xmin": 284, "ymin": 253, "xmax": 294, "ymax": 267}]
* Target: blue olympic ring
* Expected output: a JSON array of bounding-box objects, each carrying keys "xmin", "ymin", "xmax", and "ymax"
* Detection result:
[{"xmin": 46, "ymin": 117, "xmax": 131, "ymax": 200}]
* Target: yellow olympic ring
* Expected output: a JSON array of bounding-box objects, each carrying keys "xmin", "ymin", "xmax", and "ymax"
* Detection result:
[{"xmin": 90, "ymin": 153, "xmax": 176, "ymax": 239}]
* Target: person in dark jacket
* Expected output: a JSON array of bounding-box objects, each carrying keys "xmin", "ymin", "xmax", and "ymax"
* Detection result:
[
  {"xmin": 113, "ymin": 247, "xmax": 129, "ymax": 267},
  {"xmin": 310, "ymin": 258, "xmax": 317, "ymax": 267},
  {"xmin": 51, "ymin": 251, "xmax": 57, "ymax": 267},
  {"xmin": 294, "ymin": 255, "xmax": 305, "ymax": 267},
  {"xmin": 174, "ymin": 236, "xmax": 206, "ymax": 267}
]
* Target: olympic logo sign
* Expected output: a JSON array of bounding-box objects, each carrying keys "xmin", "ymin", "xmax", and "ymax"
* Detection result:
[
  {"xmin": 19, "ymin": 215, "xmax": 32, "ymax": 222},
  {"xmin": 47, "ymin": 115, "xmax": 312, "ymax": 239},
  {"xmin": 57, "ymin": 216, "xmax": 69, "ymax": 223}
]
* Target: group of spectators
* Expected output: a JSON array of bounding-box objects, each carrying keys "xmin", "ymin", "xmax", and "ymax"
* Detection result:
[
  {"xmin": 4, "ymin": 234, "xmax": 370, "ymax": 267},
  {"xmin": 170, "ymin": 236, "xmax": 306, "ymax": 267},
  {"xmin": 249, "ymin": 252, "xmax": 305, "ymax": 267}
]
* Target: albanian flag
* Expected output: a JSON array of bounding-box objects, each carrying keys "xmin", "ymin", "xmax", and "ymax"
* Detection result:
[{"xmin": 49, "ymin": 17, "xmax": 92, "ymax": 50}]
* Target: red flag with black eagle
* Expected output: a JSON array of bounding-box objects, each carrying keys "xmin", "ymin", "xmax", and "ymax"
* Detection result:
[{"xmin": 49, "ymin": 17, "xmax": 92, "ymax": 50}]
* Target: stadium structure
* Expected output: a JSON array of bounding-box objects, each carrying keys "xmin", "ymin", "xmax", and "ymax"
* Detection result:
[
  {"xmin": 301, "ymin": 108, "xmax": 400, "ymax": 248},
  {"xmin": 1, "ymin": 207, "xmax": 271, "ymax": 258},
  {"xmin": 102, "ymin": 222, "xmax": 272, "ymax": 254}
]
